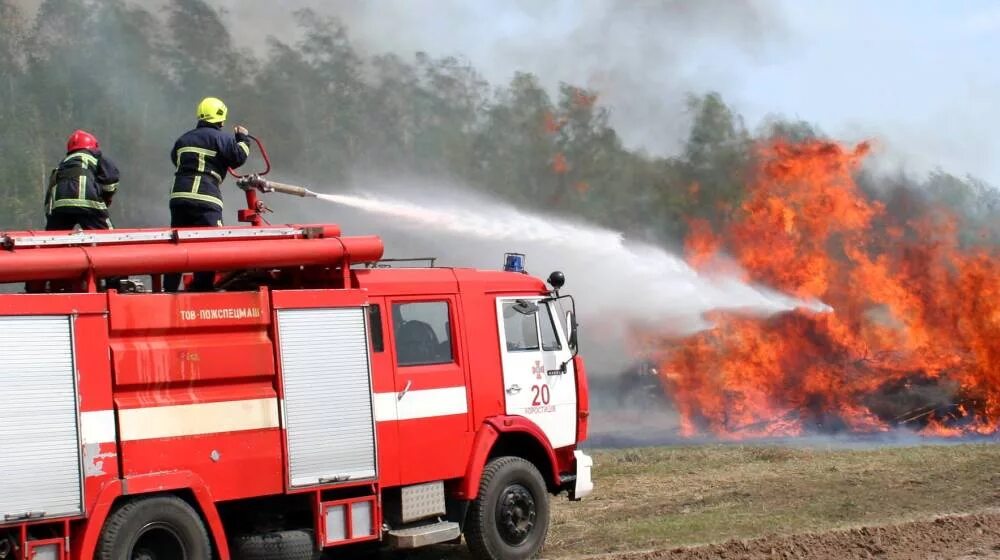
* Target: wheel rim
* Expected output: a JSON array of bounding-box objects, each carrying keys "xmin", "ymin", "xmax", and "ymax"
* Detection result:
[
  {"xmin": 496, "ymin": 483, "xmax": 537, "ymax": 546},
  {"xmin": 129, "ymin": 522, "xmax": 188, "ymax": 560}
]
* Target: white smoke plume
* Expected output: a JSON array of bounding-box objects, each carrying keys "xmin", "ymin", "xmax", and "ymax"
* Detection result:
[{"xmin": 207, "ymin": 0, "xmax": 786, "ymax": 156}]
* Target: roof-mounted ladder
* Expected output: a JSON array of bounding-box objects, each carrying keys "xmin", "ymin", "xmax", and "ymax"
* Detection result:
[{"xmin": 1, "ymin": 226, "xmax": 316, "ymax": 250}]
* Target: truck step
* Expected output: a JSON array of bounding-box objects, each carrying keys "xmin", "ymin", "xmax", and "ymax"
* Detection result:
[{"xmin": 386, "ymin": 521, "xmax": 460, "ymax": 549}]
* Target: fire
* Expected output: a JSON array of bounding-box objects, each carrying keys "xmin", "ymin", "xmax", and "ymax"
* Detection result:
[{"xmin": 659, "ymin": 140, "xmax": 1000, "ymax": 438}]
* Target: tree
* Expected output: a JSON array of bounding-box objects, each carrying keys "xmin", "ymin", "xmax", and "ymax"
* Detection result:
[{"xmin": 674, "ymin": 92, "xmax": 752, "ymax": 229}]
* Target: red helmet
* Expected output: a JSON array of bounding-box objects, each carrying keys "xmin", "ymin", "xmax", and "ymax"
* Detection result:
[{"xmin": 66, "ymin": 129, "xmax": 99, "ymax": 152}]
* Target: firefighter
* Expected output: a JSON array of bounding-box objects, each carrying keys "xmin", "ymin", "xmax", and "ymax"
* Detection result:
[
  {"xmin": 44, "ymin": 130, "xmax": 120, "ymax": 231},
  {"xmin": 164, "ymin": 96, "xmax": 251, "ymax": 292}
]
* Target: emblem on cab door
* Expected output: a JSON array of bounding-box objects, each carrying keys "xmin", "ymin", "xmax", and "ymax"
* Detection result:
[{"xmin": 532, "ymin": 360, "xmax": 544, "ymax": 380}]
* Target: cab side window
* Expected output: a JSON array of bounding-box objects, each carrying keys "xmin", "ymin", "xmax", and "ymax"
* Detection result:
[
  {"xmin": 392, "ymin": 301, "xmax": 453, "ymax": 366},
  {"xmin": 538, "ymin": 302, "xmax": 562, "ymax": 351},
  {"xmin": 502, "ymin": 302, "xmax": 540, "ymax": 352}
]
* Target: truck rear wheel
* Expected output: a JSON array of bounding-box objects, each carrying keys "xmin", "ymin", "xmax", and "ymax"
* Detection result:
[
  {"xmin": 231, "ymin": 529, "xmax": 319, "ymax": 560},
  {"xmin": 465, "ymin": 456, "xmax": 550, "ymax": 560},
  {"xmin": 96, "ymin": 495, "xmax": 212, "ymax": 560}
]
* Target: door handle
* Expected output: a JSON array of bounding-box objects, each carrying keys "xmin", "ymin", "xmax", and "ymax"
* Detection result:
[
  {"xmin": 506, "ymin": 384, "xmax": 521, "ymax": 395},
  {"xmin": 398, "ymin": 380, "xmax": 412, "ymax": 401}
]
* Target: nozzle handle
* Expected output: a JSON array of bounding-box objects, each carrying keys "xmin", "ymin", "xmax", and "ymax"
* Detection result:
[{"xmin": 228, "ymin": 134, "xmax": 271, "ymax": 179}]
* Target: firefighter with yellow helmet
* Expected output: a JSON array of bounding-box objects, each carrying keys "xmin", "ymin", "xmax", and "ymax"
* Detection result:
[{"xmin": 165, "ymin": 97, "xmax": 251, "ymax": 292}]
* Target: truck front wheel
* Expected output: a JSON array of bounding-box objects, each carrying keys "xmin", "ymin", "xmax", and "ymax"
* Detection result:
[
  {"xmin": 465, "ymin": 456, "xmax": 550, "ymax": 560},
  {"xmin": 96, "ymin": 495, "xmax": 213, "ymax": 560}
]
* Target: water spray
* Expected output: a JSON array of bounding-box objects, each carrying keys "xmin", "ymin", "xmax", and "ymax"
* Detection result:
[{"xmin": 225, "ymin": 135, "xmax": 830, "ymax": 328}]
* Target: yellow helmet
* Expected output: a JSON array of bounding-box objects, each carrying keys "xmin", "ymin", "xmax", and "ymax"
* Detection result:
[{"xmin": 196, "ymin": 97, "xmax": 228, "ymax": 124}]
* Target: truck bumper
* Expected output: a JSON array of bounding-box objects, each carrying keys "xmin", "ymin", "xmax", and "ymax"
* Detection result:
[{"xmin": 570, "ymin": 450, "xmax": 594, "ymax": 500}]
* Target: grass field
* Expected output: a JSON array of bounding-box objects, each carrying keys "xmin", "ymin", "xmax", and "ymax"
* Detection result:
[{"xmin": 543, "ymin": 443, "xmax": 1000, "ymax": 557}]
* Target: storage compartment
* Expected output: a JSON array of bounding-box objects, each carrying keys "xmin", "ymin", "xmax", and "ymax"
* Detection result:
[
  {"xmin": 277, "ymin": 307, "xmax": 377, "ymax": 487},
  {"xmin": 0, "ymin": 316, "xmax": 83, "ymax": 521}
]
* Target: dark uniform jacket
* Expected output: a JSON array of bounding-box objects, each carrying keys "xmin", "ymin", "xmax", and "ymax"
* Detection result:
[
  {"xmin": 170, "ymin": 121, "xmax": 250, "ymax": 211},
  {"xmin": 45, "ymin": 149, "xmax": 120, "ymax": 217}
]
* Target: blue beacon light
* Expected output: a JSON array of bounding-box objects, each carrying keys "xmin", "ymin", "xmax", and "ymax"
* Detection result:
[{"xmin": 503, "ymin": 253, "xmax": 525, "ymax": 273}]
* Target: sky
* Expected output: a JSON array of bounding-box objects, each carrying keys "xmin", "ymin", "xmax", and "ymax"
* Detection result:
[
  {"xmin": 737, "ymin": 0, "xmax": 1000, "ymax": 185},
  {"xmin": 212, "ymin": 0, "xmax": 1000, "ymax": 186}
]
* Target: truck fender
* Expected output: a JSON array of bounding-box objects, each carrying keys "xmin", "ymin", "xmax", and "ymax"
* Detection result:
[
  {"xmin": 456, "ymin": 416, "xmax": 561, "ymax": 500},
  {"xmin": 75, "ymin": 480, "xmax": 123, "ymax": 560},
  {"xmin": 76, "ymin": 471, "xmax": 230, "ymax": 560}
]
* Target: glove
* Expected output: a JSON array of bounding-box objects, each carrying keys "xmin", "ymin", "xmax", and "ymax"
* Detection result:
[{"xmin": 234, "ymin": 125, "xmax": 249, "ymax": 137}]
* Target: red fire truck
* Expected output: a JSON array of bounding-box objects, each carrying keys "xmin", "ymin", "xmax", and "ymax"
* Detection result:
[{"xmin": 0, "ymin": 219, "xmax": 593, "ymax": 560}]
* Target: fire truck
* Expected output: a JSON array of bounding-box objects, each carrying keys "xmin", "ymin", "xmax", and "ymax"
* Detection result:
[{"xmin": 0, "ymin": 184, "xmax": 593, "ymax": 559}]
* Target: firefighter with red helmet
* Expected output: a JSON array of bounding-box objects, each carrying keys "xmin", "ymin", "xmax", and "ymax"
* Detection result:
[
  {"xmin": 164, "ymin": 97, "xmax": 251, "ymax": 292},
  {"xmin": 44, "ymin": 130, "xmax": 121, "ymax": 230}
]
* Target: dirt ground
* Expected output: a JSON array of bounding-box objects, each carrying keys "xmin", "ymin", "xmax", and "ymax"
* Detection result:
[
  {"xmin": 393, "ymin": 442, "xmax": 1000, "ymax": 559},
  {"xmin": 619, "ymin": 512, "xmax": 1000, "ymax": 559},
  {"xmin": 404, "ymin": 512, "xmax": 1000, "ymax": 559}
]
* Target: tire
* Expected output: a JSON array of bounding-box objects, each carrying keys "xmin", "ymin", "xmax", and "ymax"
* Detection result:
[
  {"xmin": 231, "ymin": 529, "xmax": 319, "ymax": 560},
  {"xmin": 465, "ymin": 457, "xmax": 550, "ymax": 560},
  {"xmin": 96, "ymin": 495, "xmax": 212, "ymax": 560}
]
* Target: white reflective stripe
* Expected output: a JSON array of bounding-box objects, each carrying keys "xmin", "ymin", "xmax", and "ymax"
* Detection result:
[
  {"xmin": 170, "ymin": 191, "xmax": 223, "ymax": 208},
  {"xmin": 373, "ymin": 386, "xmax": 468, "ymax": 422},
  {"xmin": 118, "ymin": 398, "xmax": 279, "ymax": 441},
  {"xmin": 175, "ymin": 147, "xmax": 217, "ymax": 172},
  {"xmin": 176, "ymin": 147, "xmax": 217, "ymax": 158},
  {"xmin": 372, "ymin": 393, "xmax": 396, "ymax": 421},
  {"xmin": 80, "ymin": 410, "xmax": 117, "ymax": 445},
  {"xmin": 94, "ymin": 389, "xmax": 465, "ymax": 444},
  {"xmin": 64, "ymin": 152, "xmax": 98, "ymax": 167}
]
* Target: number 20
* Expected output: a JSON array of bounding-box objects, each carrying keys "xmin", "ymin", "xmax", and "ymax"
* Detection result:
[{"xmin": 531, "ymin": 384, "xmax": 551, "ymax": 406}]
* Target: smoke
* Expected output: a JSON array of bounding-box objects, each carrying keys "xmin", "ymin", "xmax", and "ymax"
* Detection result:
[
  {"xmin": 207, "ymin": 0, "xmax": 786, "ymax": 156},
  {"xmin": 273, "ymin": 178, "xmax": 827, "ymax": 375}
]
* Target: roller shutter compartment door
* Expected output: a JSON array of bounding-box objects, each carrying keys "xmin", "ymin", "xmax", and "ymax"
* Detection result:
[
  {"xmin": 0, "ymin": 315, "xmax": 82, "ymax": 520},
  {"xmin": 277, "ymin": 307, "xmax": 377, "ymax": 487}
]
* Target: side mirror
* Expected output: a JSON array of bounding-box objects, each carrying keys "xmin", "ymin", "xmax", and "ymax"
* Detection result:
[
  {"xmin": 565, "ymin": 310, "xmax": 577, "ymax": 350},
  {"xmin": 512, "ymin": 299, "xmax": 539, "ymax": 315}
]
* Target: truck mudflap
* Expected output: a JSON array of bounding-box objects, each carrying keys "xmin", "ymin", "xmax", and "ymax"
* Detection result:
[{"xmin": 569, "ymin": 450, "xmax": 593, "ymax": 501}]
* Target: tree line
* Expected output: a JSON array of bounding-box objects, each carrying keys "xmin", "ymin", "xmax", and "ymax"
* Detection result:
[{"xmin": 0, "ymin": 0, "xmax": 996, "ymax": 247}]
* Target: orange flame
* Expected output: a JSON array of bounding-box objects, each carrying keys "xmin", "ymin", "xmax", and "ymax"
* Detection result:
[
  {"xmin": 658, "ymin": 140, "xmax": 1000, "ymax": 438},
  {"xmin": 543, "ymin": 112, "xmax": 564, "ymax": 134},
  {"xmin": 552, "ymin": 153, "xmax": 568, "ymax": 174}
]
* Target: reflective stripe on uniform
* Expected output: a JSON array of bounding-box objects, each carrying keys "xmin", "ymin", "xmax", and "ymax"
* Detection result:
[
  {"xmin": 78, "ymin": 175, "xmax": 87, "ymax": 200},
  {"xmin": 176, "ymin": 147, "xmax": 217, "ymax": 159},
  {"xmin": 170, "ymin": 191, "xmax": 224, "ymax": 209},
  {"xmin": 63, "ymin": 152, "xmax": 98, "ymax": 167},
  {"xmin": 237, "ymin": 141, "xmax": 250, "ymax": 157},
  {"xmin": 101, "ymin": 182, "xmax": 118, "ymax": 194},
  {"xmin": 51, "ymin": 198, "xmax": 108, "ymax": 210},
  {"xmin": 175, "ymin": 147, "xmax": 222, "ymax": 193},
  {"xmin": 175, "ymin": 147, "xmax": 217, "ymax": 170}
]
